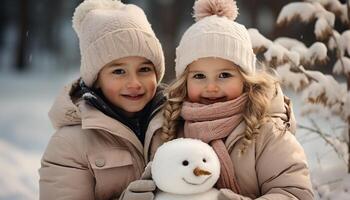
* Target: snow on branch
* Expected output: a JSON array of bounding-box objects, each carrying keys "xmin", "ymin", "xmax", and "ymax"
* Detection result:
[
  {"xmin": 328, "ymin": 30, "xmax": 350, "ymax": 57},
  {"xmin": 333, "ymin": 57, "xmax": 350, "ymax": 76},
  {"xmin": 247, "ymin": 28, "xmax": 273, "ymax": 54},
  {"xmin": 345, "ymin": 92, "xmax": 350, "ymax": 120},
  {"xmin": 248, "ymin": 29, "xmax": 296, "ymax": 66},
  {"xmin": 275, "ymin": 37, "xmax": 328, "ymax": 66},
  {"xmin": 307, "ymin": 0, "xmax": 350, "ymax": 24},
  {"xmin": 300, "ymin": 67, "xmax": 347, "ymax": 120},
  {"xmin": 276, "ymin": 63, "xmax": 309, "ymax": 91},
  {"xmin": 248, "ymin": 29, "xmax": 328, "ymax": 67},
  {"xmin": 277, "ymin": 2, "xmax": 335, "ymax": 40}
]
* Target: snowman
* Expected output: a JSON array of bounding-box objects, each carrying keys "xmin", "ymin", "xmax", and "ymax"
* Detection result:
[{"xmin": 151, "ymin": 138, "xmax": 221, "ymax": 200}]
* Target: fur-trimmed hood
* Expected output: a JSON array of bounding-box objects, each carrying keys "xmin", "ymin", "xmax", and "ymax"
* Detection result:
[{"xmin": 48, "ymin": 79, "xmax": 82, "ymax": 130}]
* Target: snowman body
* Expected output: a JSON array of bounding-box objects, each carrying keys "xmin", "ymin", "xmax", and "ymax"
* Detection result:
[
  {"xmin": 152, "ymin": 138, "xmax": 221, "ymax": 200},
  {"xmin": 155, "ymin": 188, "xmax": 219, "ymax": 200}
]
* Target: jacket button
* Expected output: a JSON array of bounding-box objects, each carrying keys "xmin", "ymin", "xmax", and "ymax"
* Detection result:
[
  {"xmin": 95, "ymin": 158, "xmax": 105, "ymax": 167},
  {"xmin": 286, "ymin": 122, "xmax": 291, "ymax": 128}
]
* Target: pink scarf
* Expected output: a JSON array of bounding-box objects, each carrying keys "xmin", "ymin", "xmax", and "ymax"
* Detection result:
[{"xmin": 181, "ymin": 93, "xmax": 248, "ymax": 194}]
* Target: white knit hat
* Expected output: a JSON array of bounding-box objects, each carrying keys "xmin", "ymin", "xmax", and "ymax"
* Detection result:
[
  {"xmin": 72, "ymin": 0, "xmax": 165, "ymax": 87},
  {"xmin": 175, "ymin": 0, "xmax": 256, "ymax": 77}
]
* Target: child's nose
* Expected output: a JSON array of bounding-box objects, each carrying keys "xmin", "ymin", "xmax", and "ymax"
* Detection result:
[
  {"xmin": 126, "ymin": 76, "xmax": 142, "ymax": 89},
  {"xmin": 206, "ymin": 82, "xmax": 219, "ymax": 93}
]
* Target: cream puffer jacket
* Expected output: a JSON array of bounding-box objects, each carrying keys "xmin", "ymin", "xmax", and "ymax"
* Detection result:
[
  {"xmin": 222, "ymin": 86, "xmax": 314, "ymax": 199},
  {"xmin": 39, "ymin": 80, "xmax": 165, "ymax": 200}
]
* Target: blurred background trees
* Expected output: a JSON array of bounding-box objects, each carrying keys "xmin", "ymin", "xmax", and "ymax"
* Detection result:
[{"xmin": 1, "ymin": 0, "xmax": 306, "ymax": 82}]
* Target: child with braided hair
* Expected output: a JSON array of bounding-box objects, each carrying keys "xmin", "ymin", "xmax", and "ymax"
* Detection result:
[{"xmin": 160, "ymin": 0, "xmax": 314, "ymax": 199}]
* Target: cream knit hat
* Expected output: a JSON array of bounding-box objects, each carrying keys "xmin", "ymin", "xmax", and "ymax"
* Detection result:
[
  {"xmin": 175, "ymin": 0, "xmax": 256, "ymax": 77},
  {"xmin": 72, "ymin": 0, "xmax": 165, "ymax": 87}
]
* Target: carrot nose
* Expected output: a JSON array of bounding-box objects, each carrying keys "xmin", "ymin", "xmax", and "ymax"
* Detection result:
[{"xmin": 193, "ymin": 167, "xmax": 211, "ymax": 176}]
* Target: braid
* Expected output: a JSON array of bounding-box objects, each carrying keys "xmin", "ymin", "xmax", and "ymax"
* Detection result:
[
  {"xmin": 160, "ymin": 99, "xmax": 183, "ymax": 141},
  {"xmin": 240, "ymin": 70, "xmax": 276, "ymax": 153},
  {"xmin": 161, "ymin": 70, "xmax": 188, "ymax": 141}
]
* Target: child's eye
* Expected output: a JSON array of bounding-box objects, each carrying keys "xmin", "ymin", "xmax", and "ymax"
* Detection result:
[
  {"xmin": 192, "ymin": 73, "xmax": 206, "ymax": 79},
  {"xmin": 219, "ymin": 72, "xmax": 232, "ymax": 78},
  {"xmin": 112, "ymin": 69, "xmax": 125, "ymax": 75},
  {"xmin": 139, "ymin": 66, "xmax": 153, "ymax": 73}
]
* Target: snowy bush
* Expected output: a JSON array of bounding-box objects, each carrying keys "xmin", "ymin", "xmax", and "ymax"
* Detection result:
[{"xmin": 248, "ymin": 0, "xmax": 350, "ymax": 199}]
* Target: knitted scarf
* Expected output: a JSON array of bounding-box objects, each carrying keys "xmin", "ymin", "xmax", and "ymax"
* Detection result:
[{"xmin": 180, "ymin": 93, "xmax": 248, "ymax": 194}]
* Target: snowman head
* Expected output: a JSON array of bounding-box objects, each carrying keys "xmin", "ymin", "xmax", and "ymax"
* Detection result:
[{"xmin": 152, "ymin": 138, "xmax": 220, "ymax": 194}]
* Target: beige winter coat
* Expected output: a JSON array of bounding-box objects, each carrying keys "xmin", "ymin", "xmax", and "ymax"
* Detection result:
[
  {"xmin": 222, "ymin": 87, "xmax": 314, "ymax": 199},
  {"xmin": 39, "ymin": 81, "xmax": 165, "ymax": 200},
  {"xmin": 176, "ymin": 85, "xmax": 313, "ymax": 199}
]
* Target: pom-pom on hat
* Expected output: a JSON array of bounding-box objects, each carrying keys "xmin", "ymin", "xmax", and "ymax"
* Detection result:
[
  {"xmin": 73, "ymin": 0, "xmax": 165, "ymax": 87},
  {"xmin": 175, "ymin": 0, "xmax": 256, "ymax": 77}
]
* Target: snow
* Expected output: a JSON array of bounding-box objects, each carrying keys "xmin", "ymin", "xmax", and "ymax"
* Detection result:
[
  {"xmin": 329, "ymin": 30, "xmax": 350, "ymax": 57},
  {"xmin": 277, "ymin": 2, "xmax": 317, "ymax": 24},
  {"xmin": 0, "ymin": 71, "xmax": 78, "ymax": 200},
  {"xmin": 314, "ymin": 17, "xmax": 331, "ymax": 39},
  {"xmin": 277, "ymin": 1, "xmax": 335, "ymax": 40},
  {"xmin": 274, "ymin": 37, "xmax": 307, "ymax": 50},
  {"xmin": 300, "ymin": 70, "xmax": 347, "ymax": 120},
  {"xmin": 247, "ymin": 28, "xmax": 272, "ymax": 50},
  {"xmin": 276, "ymin": 63, "xmax": 309, "ymax": 91},
  {"xmin": 264, "ymin": 43, "xmax": 287, "ymax": 63},
  {"xmin": 306, "ymin": 42, "xmax": 328, "ymax": 65},
  {"xmin": 344, "ymin": 92, "xmax": 350, "ymax": 120},
  {"xmin": 333, "ymin": 57, "xmax": 350, "ymax": 75},
  {"xmin": 252, "ymin": 1, "xmax": 350, "ymax": 198},
  {"xmin": 286, "ymin": 88, "xmax": 350, "ymax": 199},
  {"xmin": 340, "ymin": 30, "xmax": 350, "ymax": 56},
  {"xmin": 313, "ymin": 1, "xmax": 335, "ymax": 27},
  {"xmin": 0, "ymin": 140, "xmax": 40, "ymax": 200},
  {"xmin": 313, "ymin": 0, "xmax": 349, "ymax": 24},
  {"xmin": 328, "ymin": 30, "xmax": 340, "ymax": 51},
  {"xmin": 248, "ymin": 29, "xmax": 328, "ymax": 67}
]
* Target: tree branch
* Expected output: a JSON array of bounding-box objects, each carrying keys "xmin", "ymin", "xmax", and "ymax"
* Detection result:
[
  {"xmin": 286, "ymin": 56, "xmax": 319, "ymax": 82},
  {"xmin": 298, "ymin": 119, "xmax": 347, "ymax": 164}
]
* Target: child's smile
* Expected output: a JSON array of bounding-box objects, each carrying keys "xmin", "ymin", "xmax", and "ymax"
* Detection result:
[
  {"xmin": 200, "ymin": 96, "xmax": 227, "ymax": 105},
  {"xmin": 121, "ymin": 93, "xmax": 145, "ymax": 101}
]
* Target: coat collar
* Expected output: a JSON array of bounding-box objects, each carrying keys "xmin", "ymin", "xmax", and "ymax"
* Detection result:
[
  {"xmin": 49, "ymin": 79, "xmax": 163, "ymax": 156},
  {"xmin": 79, "ymin": 101, "xmax": 163, "ymax": 160},
  {"xmin": 79, "ymin": 101, "xmax": 144, "ymax": 154}
]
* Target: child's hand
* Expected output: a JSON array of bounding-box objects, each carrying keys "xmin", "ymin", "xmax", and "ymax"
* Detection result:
[
  {"xmin": 218, "ymin": 188, "xmax": 251, "ymax": 200},
  {"xmin": 119, "ymin": 162, "xmax": 156, "ymax": 200},
  {"xmin": 141, "ymin": 161, "xmax": 153, "ymax": 180}
]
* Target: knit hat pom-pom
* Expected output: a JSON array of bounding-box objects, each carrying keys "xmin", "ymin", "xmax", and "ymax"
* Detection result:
[
  {"xmin": 72, "ymin": 0, "xmax": 124, "ymax": 35},
  {"xmin": 193, "ymin": 0, "xmax": 238, "ymax": 22}
]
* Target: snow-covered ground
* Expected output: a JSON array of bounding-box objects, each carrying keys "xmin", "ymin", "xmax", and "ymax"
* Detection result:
[
  {"xmin": 0, "ymin": 72, "xmax": 78, "ymax": 200},
  {"xmin": 0, "ymin": 72, "xmax": 348, "ymax": 199}
]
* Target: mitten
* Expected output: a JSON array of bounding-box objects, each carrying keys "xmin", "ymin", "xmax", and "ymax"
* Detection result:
[
  {"xmin": 118, "ymin": 162, "xmax": 156, "ymax": 200},
  {"xmin": 218, "ymin": 189, "xmax": 252, "ymax": 200}
]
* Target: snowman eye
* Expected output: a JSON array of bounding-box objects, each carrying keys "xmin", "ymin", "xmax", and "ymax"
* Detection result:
[
  {"xmin": 182, "ymin": 160, "xmax": 189, "ymax": 166},
  {"xmin": 203, "ymin": 158, "xmax": 207, "ymax": 163}
]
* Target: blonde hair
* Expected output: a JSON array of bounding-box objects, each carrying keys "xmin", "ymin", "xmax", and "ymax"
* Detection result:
[
  {"xmin": 160, "ymin": 68, "xmax": 188, "ymax": 141},
  {"xmin": 239, "ymin": 70, "xmax": 276, "ymax": 149},
  {"xmin": 161, "ymin": 66, "xmax": 277, "ymax": 144}
]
